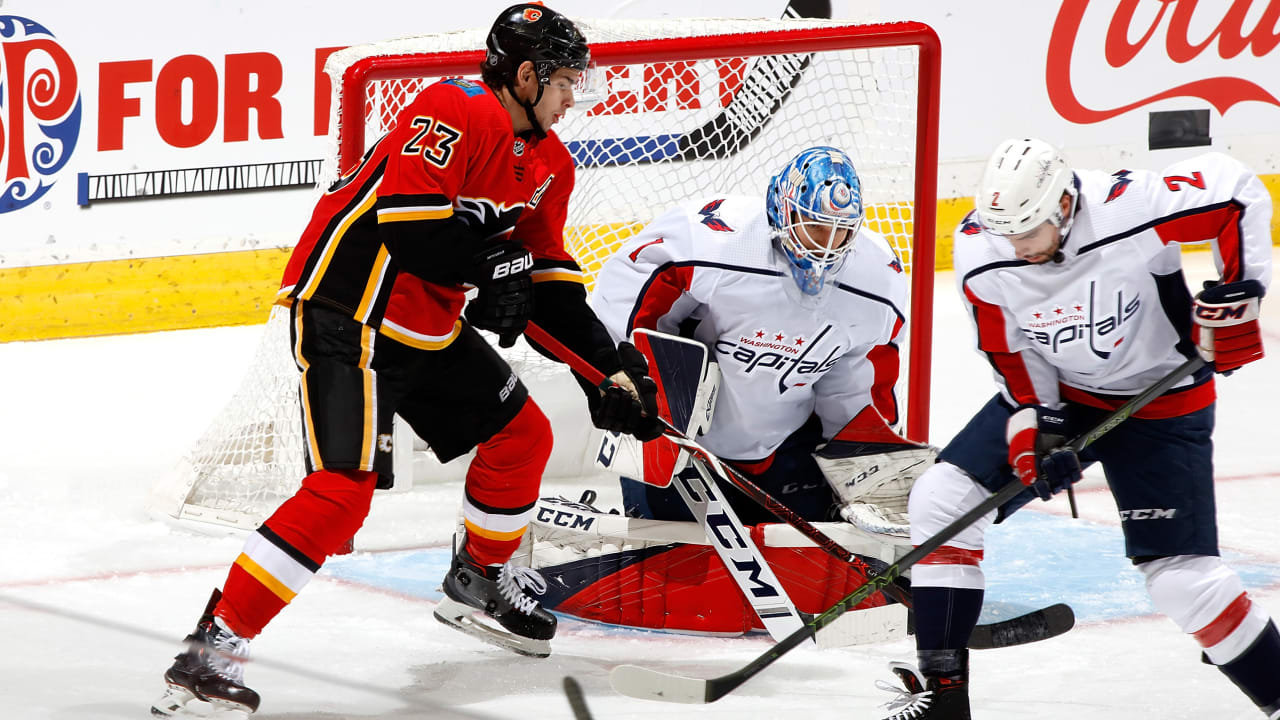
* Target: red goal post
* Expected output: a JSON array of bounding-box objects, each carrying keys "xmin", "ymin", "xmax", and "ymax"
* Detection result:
[{"xmin": 150, "ymin": 17, "xmax": 939, "ymax": 532}]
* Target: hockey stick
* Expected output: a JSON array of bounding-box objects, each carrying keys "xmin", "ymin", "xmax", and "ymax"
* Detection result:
[
  {"xmin": 525, "ymin": 322, "xmax": 1066, "ymax": 648},
  {"xmin": 606, "ymin": 354, "xmax": 1208, "ymax": 703},
  {"xmin": 673, "ymin": 455, "xmax": 808, "ymax": 641}
]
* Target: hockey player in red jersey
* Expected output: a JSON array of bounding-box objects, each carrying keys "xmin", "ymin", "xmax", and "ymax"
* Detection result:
[
  {"xmin": 152, "ymin": 5, "xmax": 662, "ymax": 716},
  {"xmin": 878, "ymin": 138, "xmax": 1278, "ymax": 719}
]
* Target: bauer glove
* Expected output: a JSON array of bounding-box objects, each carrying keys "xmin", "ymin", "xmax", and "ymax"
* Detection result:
[
  {"xmin": 1006, "ymin": 405, "xmax": 1081, "ymax": 501},
  {"xmin": 463, "ymin": 241, "xmax": 534, "ymax": 348}
]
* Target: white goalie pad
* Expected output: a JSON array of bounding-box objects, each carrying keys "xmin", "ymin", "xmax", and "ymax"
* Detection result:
[
  {"xmin": 816, "ymin": 445, "xmax": 937, "ymax": 506},
  {"xmin": 814, "ymin": 407, "xmax": 939, "ymax": 544},
  {"xmin": 815, "ymin": 445, "xmax": 936, "ymax": 543},
  {"xmin": 593, "ymin": 329, "xmax": 721, "ymax": 486}
]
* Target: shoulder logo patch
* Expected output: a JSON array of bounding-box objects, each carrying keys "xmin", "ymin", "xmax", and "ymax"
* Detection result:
[
  {"xmin": 698, "ymin": 199, "xmax": 734, "ymax": 232},
  {"xmin": 1105, "ymin": 170, "xmax": 1132, "ymax": 203}
]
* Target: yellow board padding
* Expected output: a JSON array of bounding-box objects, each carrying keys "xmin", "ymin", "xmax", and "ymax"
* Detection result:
[
  {"xmin": 0, "ymin": 248, "xmax": 292, "ymax": 342},
  {"xmin": 5, "ymin": 182, "xmax": 1278, "ymax": 343}
]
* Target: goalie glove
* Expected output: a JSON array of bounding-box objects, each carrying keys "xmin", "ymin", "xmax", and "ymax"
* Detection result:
[
  {"xmin": 1192, "ymin": 279, "xmax": 1265, "ymax": 373},
  {"xmin": 587, "ymin": 341, "xmax": 664, "ymax": 442},
  {"xmin": 814, "ymin": 408, "xmax": 937, "ymax": 542}
]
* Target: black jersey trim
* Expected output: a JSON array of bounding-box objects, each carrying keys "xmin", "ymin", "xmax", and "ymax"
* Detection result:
[
  {"xmin": 257, "ymin": 525, "xmax": 322, "ymax": 573},
  {"xmin": 1077, "ymin": 199, "xmax": 1241, "ymax": 254}
]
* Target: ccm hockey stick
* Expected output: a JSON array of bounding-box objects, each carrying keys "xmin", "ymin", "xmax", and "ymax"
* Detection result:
[
  {"xmin": 606, "ymin": 354, "xmax": 1208, "ymax": 703},
  {"xmin": 524, "ymin": 323, "xmax": 1069, "ymax": 649}
]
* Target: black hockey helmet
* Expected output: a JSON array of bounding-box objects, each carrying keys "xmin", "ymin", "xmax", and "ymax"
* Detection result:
[{"xmin": 482, "ymin": 4, "xmax": 590, "ymax": 88}]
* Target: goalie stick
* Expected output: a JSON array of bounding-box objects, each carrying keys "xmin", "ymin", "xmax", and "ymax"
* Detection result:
[
  {"xmin": 606, "ymin": 354, "xmax": 1209, "ymax": 703},
  {"xmin": 525, "ymin": 323, "xmax": 1070, "ymax": 649}
]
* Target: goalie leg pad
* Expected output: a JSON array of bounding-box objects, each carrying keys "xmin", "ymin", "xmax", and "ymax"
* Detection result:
[{"xmin": 517, "ymin": 497, "xmax": 901, "ymax": 638}]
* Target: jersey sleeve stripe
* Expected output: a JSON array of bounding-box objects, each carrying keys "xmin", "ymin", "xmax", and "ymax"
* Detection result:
[
  {"xmin": 531, "ymin": 268, "xmax": 584, "ymax": 284},
  {"xmin": 627, "ymin": 263, "xmax": 696, "ymax": 336},
  {"xmin": 376, "ymin": 207, "xmax": 454, "ymax": 222},
  {"xmin": 866, "ymin": 342, "xmax": 902, "ymax": 426},
  {"xmin": 377, "ymin": 318, "xmax": 462, "ymax": 350},
  {"xmin": 1150, "ymin": 201, "xmax": 1246, "ymax": 282},
  {"xmin": 964, "ymin": 283, "xmax": 1040, "ymax": 404}
]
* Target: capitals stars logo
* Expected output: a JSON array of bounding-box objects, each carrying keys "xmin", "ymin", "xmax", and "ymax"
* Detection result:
[
  {"xmin": 1105, "ymin": 170, "xmax": 1132, "ymax": 203},
  {"xmin": 960, "ymin": 212, "xmax": 983, "ymax": 235},
  {"xmin": 698, "ymin": 198, "xmax": 734, "ymax": 232},
  {"xmin": 717, "ymin": 325, "xmax": 840, "ymax": 393}
]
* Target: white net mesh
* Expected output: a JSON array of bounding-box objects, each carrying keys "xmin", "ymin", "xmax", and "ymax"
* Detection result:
[{"xmin": 151, "ymin": 17, "xmax": 936, "ymax": 531}]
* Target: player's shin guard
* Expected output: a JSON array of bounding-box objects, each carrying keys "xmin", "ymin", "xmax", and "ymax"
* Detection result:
[
  {"xmin": 460, "ymin": 398, "xmax": 552, "ymax": 565},
  {"xmin": 217, "ymin": 468, "xmax": 377, "ymax": 637},
  {"xmin": 1142, "ymin": 555, "xmax": 1280, "ymax": 714}
]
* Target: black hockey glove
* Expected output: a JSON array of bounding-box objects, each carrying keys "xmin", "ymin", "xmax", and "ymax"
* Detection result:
[
  {"xmin": 588, "ymin": 341, "xmax": 663, "ymax": 442},
  {"xmin": 463, "ymin": 241, "xmax": 534, "ymax": 348}
]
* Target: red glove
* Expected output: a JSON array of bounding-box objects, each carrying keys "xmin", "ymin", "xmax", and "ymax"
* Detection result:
[
  {"xmin": 1006, "ymin": 405, "xmax": 1081, "ymax": 501},
  {"xmin": 1193, "ymin": 279, "xmax": 1265, "ymax": 373}
]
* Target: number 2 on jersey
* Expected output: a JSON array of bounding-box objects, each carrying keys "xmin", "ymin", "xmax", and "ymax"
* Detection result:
[{"xmin": 402, "ymin": 116, "xmax": 461, "ymax": 168}]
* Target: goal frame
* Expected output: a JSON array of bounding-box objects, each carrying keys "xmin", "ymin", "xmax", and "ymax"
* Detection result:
[{"xmin": 334, "ymin": 21, "xmax": 940, "ymax": 441}]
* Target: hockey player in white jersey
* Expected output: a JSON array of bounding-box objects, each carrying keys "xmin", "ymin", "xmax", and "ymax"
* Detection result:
[
  {"xmin": 878, "ymin": 138, "xmax": 1278, "ymax": 720},
  {"xmin": 511, "ymin": 147, "xmax": 932, "ymax": 635},
  {"xmin": 591, "ymin": 145, "xmax": 927, "ymax": 528}
]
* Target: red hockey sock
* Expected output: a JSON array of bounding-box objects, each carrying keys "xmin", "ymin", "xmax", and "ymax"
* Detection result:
[
  {"xmin": 461, "ymin": 399, "xmax": 552, "ymax": 566},
  {"xmin": 216, "ymin": 468, "xmax": 377, "ymax": 637}
]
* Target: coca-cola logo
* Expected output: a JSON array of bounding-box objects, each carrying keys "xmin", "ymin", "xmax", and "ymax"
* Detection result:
[
  {"xmin": 0, "ymin": 15, "xmax": 81, "ymax": 214},
  {"xmin": 1048, "ymin": 0, "xmax": 1280, "ymax": 123}
]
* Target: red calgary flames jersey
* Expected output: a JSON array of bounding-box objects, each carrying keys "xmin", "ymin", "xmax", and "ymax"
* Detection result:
[{"xmin": 279, "ymin": 78, "xmax": 577, "ymax": 349}]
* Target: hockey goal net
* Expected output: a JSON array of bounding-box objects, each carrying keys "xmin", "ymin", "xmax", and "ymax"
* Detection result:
[{"xmin": 148, "ymin": 16, "xmax": 940, "ymax": 531}]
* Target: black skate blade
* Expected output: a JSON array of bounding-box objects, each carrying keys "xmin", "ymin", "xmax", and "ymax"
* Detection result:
[{"xmin": 434, "ymin": 597, "xmax": 552, "ymax": 658}]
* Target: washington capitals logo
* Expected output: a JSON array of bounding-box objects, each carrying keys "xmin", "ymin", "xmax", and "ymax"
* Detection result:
[
  {"xmin": 698, "ymin": 199, "xmax": 734, "ymax": 232},
  {"xmin": 0, "ymin": 16, "xmax": 82, "ymax": 214},
  {"xmin": 1105, "ymin": 170, "xmax": 1133, "ymax": 203},
  {"xmin": 960, "ymin": 212, "xmax": 983, "ymax": 236},
  {"xmin": 888, "ymin": 257, "xmax": 903, "ymax": 274}
]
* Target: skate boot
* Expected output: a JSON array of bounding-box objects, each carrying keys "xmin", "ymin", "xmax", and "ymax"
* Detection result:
[
  {"xmin": 152, "ymin": 589, "xmax": 260, "ymax": 717},
  {"xmin": 877, "ymin": 649, "xmax": 970, "ymax": 720},
  {"xmin": 434, "ymin": 543, "xmax": 557, "ymax": 658}
]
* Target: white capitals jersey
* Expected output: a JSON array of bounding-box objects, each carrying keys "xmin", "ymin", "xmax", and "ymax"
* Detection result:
[
  {"xmin": 956, "ymin": 152, "xmax": 1273, "ymax": 415},
  {"xmin": 591, "ymin": 194, "xmax": 908, "ymax": 461}
]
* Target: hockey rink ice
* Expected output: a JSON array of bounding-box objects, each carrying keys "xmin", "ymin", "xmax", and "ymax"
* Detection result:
[{"xmin": 2, "ymin": 249, "xmax": 1278, "ymax": 719}]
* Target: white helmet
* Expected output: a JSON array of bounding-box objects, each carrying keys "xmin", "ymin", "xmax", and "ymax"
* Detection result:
[{"xmin": 975, "ymin": 138, "xmax": 1077, "ymax": 237}]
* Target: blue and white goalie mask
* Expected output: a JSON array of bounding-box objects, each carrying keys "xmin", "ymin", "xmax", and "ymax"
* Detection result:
[{"xmin": 766, "ymin": 146, "xmax": 865, "ymax": 296}]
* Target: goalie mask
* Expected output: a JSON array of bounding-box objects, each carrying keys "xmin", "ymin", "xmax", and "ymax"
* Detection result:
[
  {"xmin": 483, "ymin": 4, "xmax": 590, "ymax": 138},
  {"xmin": 976, "ymin": 137, "xmax": 1079, "ymax": 240},
  {"xmin": 766, "ymin": 146, "xmax": 865, "ymax": 296}
]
